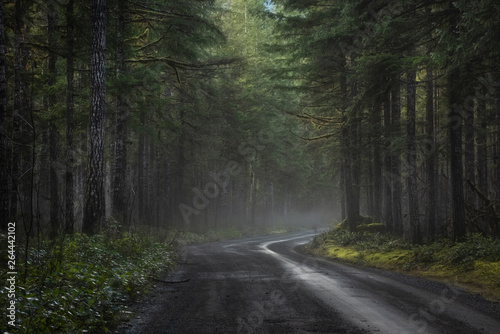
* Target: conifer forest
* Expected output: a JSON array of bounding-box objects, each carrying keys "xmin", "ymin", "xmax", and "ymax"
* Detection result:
[
  {"xmin": 1, "ymin": 0, "xmax": 500, "ymax": 332},
  {"xmin": 2, "ymin": 0, "xmax": 500, "ymax": 241}
]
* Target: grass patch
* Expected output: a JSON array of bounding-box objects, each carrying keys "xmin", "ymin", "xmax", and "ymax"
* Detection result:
[{"xmin": 308, "ymin": 228, "xmax": 500, "ymax": 302}]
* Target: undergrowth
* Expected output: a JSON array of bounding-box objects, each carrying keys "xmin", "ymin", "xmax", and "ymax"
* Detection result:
[
  {"xmin": 309, "ymin": 228, "xmax": 500, "ymax": 300},
  {"xmin": 311, "ymin": 229, "xmax": 500, "ymax": 268},
  {"xmin": 0, "ymin": 231, "xmax": 175, "ymax": 334}
]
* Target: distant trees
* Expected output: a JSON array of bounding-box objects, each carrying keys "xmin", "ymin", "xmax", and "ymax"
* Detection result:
[
  {"xmin": 1, "ymin": 0, "xmax": 329, "ymax": 238},
  {"xmin": 271, "ymin": 0, "xmax": 500, "ymax": 241},
  {"xmin": 5, "ymin": 0, "xmax": 498, "ymax": 242}
]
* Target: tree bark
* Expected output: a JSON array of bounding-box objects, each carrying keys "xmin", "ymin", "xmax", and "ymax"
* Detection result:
[
  {"xmin": 350, "ymin": 83, "xmax": 361, "ymax": 222},
  {"xmin": 113, "ymin": 0, "xmax": 129, "ymax": 224},
  {"xmin": 12, "ymin": 0, "xmax": 31, "ymax": 226},
  {"xmin": 448, "ymin": 2, "xmax": 466, "ymax": 240},
  {"xmin": 340, "ymin": 163, "xmax": 346, "ymax": 221},
  {"xmin": 246, "ymin": 163, "xmax": 256, "ymax": 226},
  {"xmin": 340, "ymin": 54, "xmax": 359, "ymax": 230},
  {"xmin": 176, "ymin": 107, "xmax": 186, "ymax": 226},
  {"xmin": 496, "ymin": 70, "xmax": 500, "ymax": 203},
  {"xmin": 406, "ymin": 61, "xmax": 421, "ymax": 243},
  {"xmin": 463, "ymin": 64, "xmax": 475, "ymax": 207},
  {"xmin": 372, "ymin": 104, "xmax": 382, "ymax": 220},
  {"xmin": 48, "ymin": 3, "xmax": 60, "ymax": 238},
  {"xmin": 476, "ymin": 98, "xmax": 487, "ymax": 198},
  {"xmin": 367, "ymin": 148, "xmax": 374, "ymax": 216},
  {"xmin": 0, "ymin": 0, "xmax": 8, "ymax": 229},
  {"xmin": 83, "ymin": 0, "xmax": 107, "ymax": 235},
  {"xmin": 65, "ymin": 0, "xmax": 75, "ymax": 234},
  {"xmin": 425, "ymin": 67, "xmax": 436, "ymax": 239},
  {"xmin": 391, "ymin": 79, "xmax": 403, "ymax": 235},
  {"xmin": 137, "ymin": 109, "xmax": 145, "ymax": 223},
  {"xmin": 383, "ymin": 91, "xmax": 393, "ymax": 232}
]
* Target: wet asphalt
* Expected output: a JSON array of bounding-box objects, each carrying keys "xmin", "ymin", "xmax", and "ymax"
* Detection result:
[{"xmin": 116, "ymin": 230, "xmax": 500, "ymax": 334}]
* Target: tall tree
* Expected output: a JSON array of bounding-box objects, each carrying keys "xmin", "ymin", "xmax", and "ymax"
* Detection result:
[
  {"xmin": 83, "ymin": 0, "xmax": 107, "ymax": 235},
  {"xmin": 65, "ymin": 0, "xmax": 75, "ymax": 234},
  {"xmin": 447, "ymin": 2, "xmax": 466, "ymax": 240},
  {"xmin": 406, "ymin": 45, "xmax": 421, "ymax": 243},
  {"xmin": 112, "ymin": 0, "xmax": 129, "ymax": 224},
  {"xmin": 383, "ymin": 92, "xmax": 393, "ymax": 231},
  {"xmin": 425, "ymin": 66, "xmax": 436, "ymax": 239},
  {"xmin": 391, "ymin": 79, "xmax": 403, "ymax": 235},
  {"xmin": 0, "ymin": 0, "xmax": 8, "ymax": 229},
  {"xmin": 48, "ymin": 2, "xmax": 60, "ymax": 237},
  {"xmin": 12, "ymin": 0, "xmax": 32, "ymax": 225},
  {"xmin": 463, "ymin": 64, "xmax": 475, "ymax": 206},
  {"xmin": 372, "ymin": 104, "xmax": 382, "ymax": 220}
]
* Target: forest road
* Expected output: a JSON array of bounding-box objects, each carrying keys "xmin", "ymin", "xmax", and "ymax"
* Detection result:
[{"xmin": 116, "ymin": 230, "xmax": 500, "ymax": 334}]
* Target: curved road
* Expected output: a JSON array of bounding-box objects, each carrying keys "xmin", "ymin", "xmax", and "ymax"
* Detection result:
[{"xmin": 117, "ymin": 230, "xmax": 500, "ymax": 334}]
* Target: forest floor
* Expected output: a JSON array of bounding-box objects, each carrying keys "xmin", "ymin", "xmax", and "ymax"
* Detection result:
[{"xmin": 307, "ymin": 228, "xmax": 500, "ymax": 303}]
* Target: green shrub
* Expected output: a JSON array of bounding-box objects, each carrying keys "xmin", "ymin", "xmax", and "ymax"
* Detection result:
[
  {"xmin": 444, "ymin": 233, "xmax": 500, "ymax": 267},
  {"xmin": 0, "ymin": 232, "xmax": 175, "ymax": 334}
]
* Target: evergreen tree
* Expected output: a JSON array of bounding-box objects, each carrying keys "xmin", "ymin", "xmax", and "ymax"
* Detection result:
[
  {"xmin": 0, "ymin": 0, "xmax": 8, "ymax": 230},
  {"xmin": 83, "ymin": 0, "xmax": 107, "ymax": 235}
]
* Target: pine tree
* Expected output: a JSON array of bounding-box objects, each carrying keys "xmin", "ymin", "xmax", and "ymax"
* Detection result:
[
  {"xmin": 65, "ymin": 0, "xmax": 75, "ymax": 234},
  {"xmin": 0, "ymin": 0, "xmax": 8, "ymax": 230},
  {"xmin": 83, "ymin": 0, "xmax": 107, "ymax": 235}
]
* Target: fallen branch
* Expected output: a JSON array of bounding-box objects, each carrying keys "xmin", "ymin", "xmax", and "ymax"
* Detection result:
[{"xmin": 152, "ymin": 278, "xmax": 190, "ymax": 284}]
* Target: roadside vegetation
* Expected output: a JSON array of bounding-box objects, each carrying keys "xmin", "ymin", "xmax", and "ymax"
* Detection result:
[
  {"xmin": 308, "ymin": 223, "xmax": 500, "ymax": 302},
  {"xmin": 1, "ymin": 227, "xmax": 175, "ymax": 334}
]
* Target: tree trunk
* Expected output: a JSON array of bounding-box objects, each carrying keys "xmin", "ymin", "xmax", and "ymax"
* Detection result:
[
  {"xmin": 83, "ymin": 0, "xmax": 107, "ymax": 235},
  {"xmin": 65, "ymin": 0, "xmax": 75, "ymax": 234},
  {"xmin": 341, "ymin": 124, "xmax": 357, "ymax": 230},
  {"xmin": 496, "ymin": 73, "xmax": 500, "ymax": 203},
  {"xmin": 12, "ymin": 0, "xmax": 31, "ymax": 226},
  {"xmin": 425, "ymin": 67, "xmax": 436, "ymax": 239},
  {"xmin": 48, "ymin": 4, "xmax": 60, "ymax": 238},
  {"xmin": 448, "ymin": 2, "xmax": 466, "ymax": 240},
  {"xmin": 246, "ymin": 163, "xmax": 256, "ymax": 226},
  {"xmin": 463, "ymin": 64, "xmax": 475, "ymax": 207},
  {"xmin": 340, "ymin": 54, "xmax": 359, "ymax": 230},
  {"xmin": 0, "ymin": 0, "xmax": 8, "ymax": 229},
  {"xmin": 476, "ymin": 98, "xmax": 487, "ymax": 197},
  {"xmin": 391, "ymin": 79, "xmax": 403, "ymax": 235},
  {"xmin": 372, "ymin": 104, "xmax": 382, "ymax": 220},
  {"xmin": 383, "ymin": 91, "xmax": 393, "ymax": 232},
  {"xmin": 367, "ymin": 148, "xmax": 374, "ymax": 216},
  {"xmin": 176, "ymin": 108, "xmax": 186, "ymax": 226},
  {"xmin": 406, "ymin": 61, "xmax": 421, "ymax": 243},
  {"xmin": 351, "ymin": 83, "xmax": 361, "ymax": 221},
  {"xmin": 113, "ymin": 0, "xmax": 129, "ymax": 224},
  {"xmin": 137, "ymin": 109, "xmax": 146, "ymax": 223},
  {"xmin": 340, "ymin": 163, "xmax": 346, "ymax": 221}
]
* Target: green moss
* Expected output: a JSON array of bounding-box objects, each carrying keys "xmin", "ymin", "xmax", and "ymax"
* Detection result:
[
  {"xmin": 363, "ymin": 250, "xmax": 412, "ymax": 270},
  {"xmin": 309, "ymin": 229, "xmax": 500, "ymax": 302}
]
